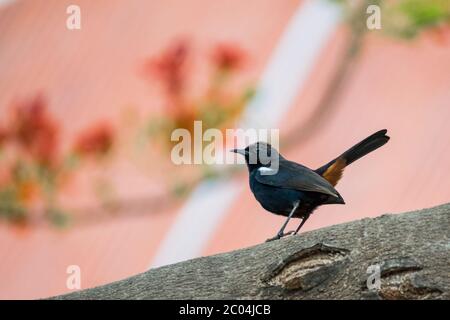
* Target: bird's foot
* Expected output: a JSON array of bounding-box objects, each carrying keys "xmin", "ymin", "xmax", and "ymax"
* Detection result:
[
  {"xmin": 265, "ymin": 231, "xmax": 295, "ymax": 242},
  {"xmin": 283, "ymin": 230, "xmax": 295, "ymax": 237},
  {"xmin": 265, "ymin": 235, "xmax": 280, "ymax": 242}
]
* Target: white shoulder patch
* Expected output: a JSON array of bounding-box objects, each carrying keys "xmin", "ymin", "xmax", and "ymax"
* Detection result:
[{"xmin": 258, "ymin": 167, "xmax": 277, "ymax": 175}]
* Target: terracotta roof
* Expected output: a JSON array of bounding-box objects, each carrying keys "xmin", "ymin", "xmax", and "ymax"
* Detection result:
[
  {"xmin": 1, "ymin": 0, "xmax": 450, "ymax": 299},
  {"xmin": 0, "ymin": 0, "xmax": 300, "ymax": 299}
]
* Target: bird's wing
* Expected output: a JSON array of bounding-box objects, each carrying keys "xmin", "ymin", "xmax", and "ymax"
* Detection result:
[{"xmin": 254, "ymin": 161, "xmax": 340, "ymax": 198}]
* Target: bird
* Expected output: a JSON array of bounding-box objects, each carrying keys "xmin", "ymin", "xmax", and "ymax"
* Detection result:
[{"xmin": 231, "ymin": 129, "xmax": 390, "ymax": 241}]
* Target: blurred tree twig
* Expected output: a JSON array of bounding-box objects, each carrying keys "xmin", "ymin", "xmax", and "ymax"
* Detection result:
[
  {"xmin": 283, "ymin": 0, "xmax": 449, "ymax": 149},
  {"xmin": 282, "ymin": 0, "xmax": 371, "ymax": 150}
]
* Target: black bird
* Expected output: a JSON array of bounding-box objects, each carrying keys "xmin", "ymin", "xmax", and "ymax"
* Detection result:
[{"xmin": 231, "ymin": 129, "xmax": 390, "ymax": 241}]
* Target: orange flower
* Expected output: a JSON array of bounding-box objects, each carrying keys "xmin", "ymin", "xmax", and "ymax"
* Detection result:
[
  {"xmin": 73, "ymin": 122, "xmax": 114, "ymax": 157},
  {"xmin": 17, "ymin": 180, "xmax": 38, "ymax": 204},
  {"xmin": 144, "ymin": 40, "xmax": 190, "ymax": 97},
  {"xmin": 212, "ymin": 43, "xmax": 245, "ymax": 71},
  {"xmin": 11, "ymin": 94, "xmax": 60, "ymax": 165}
]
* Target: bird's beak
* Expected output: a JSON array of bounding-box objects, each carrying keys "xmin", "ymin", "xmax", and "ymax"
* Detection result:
[{"xmin": 230, "ymin": 148, "xmax": 246, "ymax": 156}]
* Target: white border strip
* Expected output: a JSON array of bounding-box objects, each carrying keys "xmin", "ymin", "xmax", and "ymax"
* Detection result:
[
  {"xmin": 0, "ymin": 0, "xmax": 15, "ymax": 7},
  {"xmin": 241, "ymin": 0, "xmax": 342, "ymax": 129},
  {"xmin": 150, "ymin": 0, "xmax": 342, "ymax": 268}
]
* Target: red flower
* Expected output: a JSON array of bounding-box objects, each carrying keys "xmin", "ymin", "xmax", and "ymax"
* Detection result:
[
  {"xmin": 0, "ymin": 127, "xmax": 8, "ymax": 147},
  {"xmin": 428, "ymin": 23, "xmax": 450, "ymax": 46},
  {"xmin": 212, "ymin": 43, "xmax": 245, "ymax": 71},
  {"xmin": 74, "ymin": 122, "xmax": 114, "ymax": 157},
  {"xmin": 11, "ymin": 94, "xmax": 60, "ymax": 165},
  {"xmin": 144, "ymin": 40, "xmax": 190, "ymax": 97}
]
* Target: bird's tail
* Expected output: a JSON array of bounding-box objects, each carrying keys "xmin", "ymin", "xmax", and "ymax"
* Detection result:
[{"xmin": 316, "ymin": 129, "xmax": 390, "ymax": 186}]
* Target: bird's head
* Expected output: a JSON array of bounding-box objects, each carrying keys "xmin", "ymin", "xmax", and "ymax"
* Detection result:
[{"xmin": 231, "ymin": 141, "xmax": 281, "ymax": 172}]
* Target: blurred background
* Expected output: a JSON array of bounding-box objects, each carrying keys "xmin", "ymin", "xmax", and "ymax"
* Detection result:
[{"xmin": 0, "ymin": 0, "xmax": 449, "ymax": 299}]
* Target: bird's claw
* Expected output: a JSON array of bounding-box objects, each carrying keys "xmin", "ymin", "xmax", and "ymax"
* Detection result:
[
  {"xmin": 265, "ymin": 231, "xmax": 295, "ymax": 242},
  {"xmin": 265, "ymin": 236, "xmax": 280, "ymax": 242}
]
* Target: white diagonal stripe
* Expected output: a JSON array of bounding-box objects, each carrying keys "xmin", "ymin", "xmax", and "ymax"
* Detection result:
[{"xmin": 150, "ymin": 0, "xmax": 342, "ymax": 268}]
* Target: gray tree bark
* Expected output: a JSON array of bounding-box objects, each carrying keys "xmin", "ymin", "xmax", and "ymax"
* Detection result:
[{"xmin": 53, "ymin": 203, "xmax": 450, "ymax": 300}]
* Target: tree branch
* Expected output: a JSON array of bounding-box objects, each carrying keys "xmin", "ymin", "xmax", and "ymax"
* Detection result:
[{"xmin": 53, "ymin": 203, "xmax": 450, "ymax": 300}]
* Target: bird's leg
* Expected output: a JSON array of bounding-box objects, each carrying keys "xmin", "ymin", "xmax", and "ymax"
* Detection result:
[
  {"xmin": 293, "ymin": 213, "xmax": 310, "ymax": 235},
  {"xmin": 266, "ymin": 200, "xmax": 300, "ymax": 242}
]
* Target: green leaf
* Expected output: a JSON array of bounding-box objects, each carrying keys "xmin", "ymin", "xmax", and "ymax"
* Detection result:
[{"xmin": 47, "ymin": 208, "xmax": 71, "ymax": 228}]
